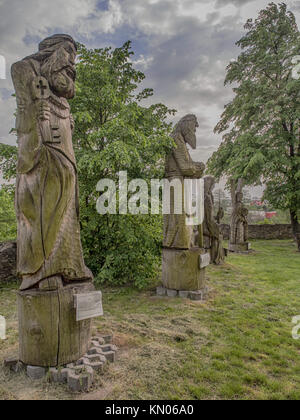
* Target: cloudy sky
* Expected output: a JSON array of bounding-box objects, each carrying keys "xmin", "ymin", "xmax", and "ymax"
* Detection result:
[{"xmin": 1, "ymin": 0, "xmax": 300, "ymax": 171}]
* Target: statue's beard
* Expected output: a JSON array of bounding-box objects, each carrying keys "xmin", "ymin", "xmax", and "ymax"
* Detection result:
[
  {"xmin": 184, "ymin": 130, "xmax": 197, "ymax": 149},
  {"xmin": 49, "ymin": 68, "xmax": 75, "ymax": 99},
  {"xmin": 40, "ymin": 50, "xmax": 76, "ymax": 99}
]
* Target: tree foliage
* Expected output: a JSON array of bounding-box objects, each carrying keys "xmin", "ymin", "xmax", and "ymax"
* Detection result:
[
  {"xmin": 0, "ymin": 145, "xmax": 17, "ymax": 242},
  {"xmin": 0, "ymin": 143, "xmax": 17, "ymax": 182},
  {"xmin": 207, "ymin": 2, "xmax": 300, "ymax": 249},
  {"xmin": 70, "ymin": 42, "xmax": 176, "ymax": 287},
  {"xmin": 0, "ymin": 187, "xmax": 16, "ymax": 242}
]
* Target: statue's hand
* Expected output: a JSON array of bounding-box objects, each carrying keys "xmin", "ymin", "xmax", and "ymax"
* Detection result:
[
  {"xmin": 195, "ymin": 162, "xmax": 205, "ymax": 177},
  {"xmin": 38, "ymin": 101, "xmax": 51, "ymax": 122}
]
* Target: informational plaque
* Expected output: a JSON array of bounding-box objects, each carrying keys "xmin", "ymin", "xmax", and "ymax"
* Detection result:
[
  {"xmin": 74, "ymin": 291, "xmax": 103, "ymax": 322},
  {"xmin": 199, "ymin": 253, "xmax": 211, "ymax": 269}
]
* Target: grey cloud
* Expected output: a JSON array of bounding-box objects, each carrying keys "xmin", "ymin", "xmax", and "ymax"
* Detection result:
[
  {"xmin": 190, "ymin": 146, "xmax": 218, "ymax": 164},
  {"xmin": 126, "ymin": 8, "xmax": 243, "ymax": 148},
  {"xmin": 1, "ymin": 0, "xmax": 299, "ymax": 159},
  {"xmin": 0, "ymin": 88, "xmax": 13, "ymax": 101},
  {"xmin": 118, "ymin": 0, "xmax": 298, "ymax": 153},
  {"xmin": 215, "ymin": 0, "xmax": 257, "ymax": 7},
  {"xmin": 0, "ymin": 0, "xmax": 102, "ymax": 144}
]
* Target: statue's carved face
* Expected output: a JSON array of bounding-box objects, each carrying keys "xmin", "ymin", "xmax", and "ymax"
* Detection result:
[
  {"xmin": 242, "ymin": 207, "xmax": 248, "ymax": 217},
  {"xmin": 204, "ymin": 176, "xmax": 215, "ymax": 195},
  {"xmin": 182, "ymin": 117, "xmax": 198, "ymax": 149},
  {"xmin": 236, "ymin": 192, "xmax": 243, "ymax": 203},
  {"xmin": 41, "ymin": 41, "xmax": 76, "ymax": 99}
]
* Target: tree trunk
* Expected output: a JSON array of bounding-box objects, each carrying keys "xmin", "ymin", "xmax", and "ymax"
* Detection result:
[
  {"xmin": 18, "ymin": 282, "xmax": 95, "ymax": 367},
  {"xmin": 162, "ymin": 248, "xmax": 206, "ymax": 291},
  {"xmin": 290, "ymin": 209, "xmax": 300, "ymax": 252}
]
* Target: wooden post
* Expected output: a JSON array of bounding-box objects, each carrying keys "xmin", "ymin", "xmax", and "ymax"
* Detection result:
[
  {"xmin": 12, "ymin": 35, "xmax": 97, "ymax": 368},
  {"xmin": 18, "ymin": 282, "xmax": 95, "ymax": 367},
  {"xmin": 162, "ymin": 248, "xmax": 206, "ymax": 291}
]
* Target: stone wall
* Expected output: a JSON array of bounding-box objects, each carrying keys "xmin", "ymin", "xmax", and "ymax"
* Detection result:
[
  {"xmin": 220, "ymin": 224, "xmax": 293, "ymax": 240},
  {"xmin": 0, "ymin": 241, "xmax": 17, "ymax": 284}
]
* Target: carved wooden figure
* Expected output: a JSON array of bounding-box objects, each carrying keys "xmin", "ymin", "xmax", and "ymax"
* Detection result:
[
  {"xmin": 203, "ymin": 176, "xmax": 225, "ymax": 265},
  {"xmin": 162, "ymin": 115, "xmax": 209, "ymax": 292},
  {"xmin": 229, "ymin": 178, "xmax": 250, "ymax": 252},
  {"xmin": 12, "ymin": 35, "xmax": 96, "ymax": 367},
  {"xmin": 215, "ymin": 206, "xmax": 224, "ymax": 225},
  {"xmin": 163, "ymin": 114, "xmax": 205, "ymax": 249}
]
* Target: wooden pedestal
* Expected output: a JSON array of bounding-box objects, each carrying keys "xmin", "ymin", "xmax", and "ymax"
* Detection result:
[
  {"xmin": 228, "ymin": 242, "xmax": 250, "ymax": 252},
  {"xmin": 18, "ymin": 282, "xmax": 95, "ymax": 367},
  {"xmin": 162, "ymin": 248, "xmax": 206, "ymax": 291}
]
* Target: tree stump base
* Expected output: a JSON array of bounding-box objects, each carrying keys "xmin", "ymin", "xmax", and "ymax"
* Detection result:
[
  {"xmin": 162, "ymin": 248, "xmax": 207, "ymax": 291},
  {"xmin": 228, "ymin": 242, "xmax": 251, "ymax": 253},
  {"xmin": 156, "ymin": 285, "xmax": 209, "ymax": 301},
  {"xmin": 18, "ymin": 282, "xmax": 95, "ymax": 367}
]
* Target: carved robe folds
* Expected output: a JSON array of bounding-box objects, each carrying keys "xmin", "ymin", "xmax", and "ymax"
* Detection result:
[
  {"xmin": 13, "ymin": 34, "xmax": 96, "ymax": 368},
  {"xmin": 229, "ymin": 179, "xmax": 250, "ymax": 253},
  {"xmin": 12, "ymin": 60, "xmax": 92, "ymax": 291},
  {"xmin": 162, "ymin": 114, "xmax": 208, "ymax": 292}
]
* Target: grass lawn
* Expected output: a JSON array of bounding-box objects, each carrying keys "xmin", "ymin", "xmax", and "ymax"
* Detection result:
[{"xmin": 0, "ymin": 240, "xmax": 300, "ymax": 400}]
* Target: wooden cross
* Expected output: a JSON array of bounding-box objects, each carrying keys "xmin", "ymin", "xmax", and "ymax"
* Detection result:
[{"xmin": 37, "ymin": 79, "xmax": 47, "ymax": 97}]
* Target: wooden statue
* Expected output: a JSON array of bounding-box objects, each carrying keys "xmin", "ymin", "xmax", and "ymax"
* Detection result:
[
  {"xmin": 12, "ymin": 35, "xmax": 95, "ymax": 367},
  {"xmin": 215, "ymin": 206, "xmax": 224, "ymax": 225},
  {"xmin": 229, "ymin": 178, "xmax": 250, "ymax": 252},
  {"xmin": 163, "ymin": 114, "xmax": 205, "ymax": 249},
  {"xmin": 162, "ymin": 115, "xmax": 209, "ymax": 292},
  {"xmin": 203, "ymin": 176, "xmax": 225, "ymax": 265}
]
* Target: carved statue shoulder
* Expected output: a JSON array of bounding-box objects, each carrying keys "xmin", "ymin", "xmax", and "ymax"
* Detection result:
[{"xmin": 11, "ymin": 60, "xmax": 36, "ymax": 108}]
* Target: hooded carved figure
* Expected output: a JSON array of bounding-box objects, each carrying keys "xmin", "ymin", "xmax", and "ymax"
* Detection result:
[
  {"xmin": 203, "ymin": 176, "xmax": 225, "ymax": 265},
  {"xmin": 12, "ymin": 34, "xmax": 93, "ymax": 291},
  {"xmin": 230, "ymin": 181, "xmax": 248, "ymax": 244}
]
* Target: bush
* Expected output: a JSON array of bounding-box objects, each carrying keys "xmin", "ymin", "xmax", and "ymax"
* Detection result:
[
  {"xmin": 71, "ymin": 42, "xmax": 175, "ymax": 288},
  {"xmin": 0, "ymin": 187, "xmax": 16, "ymax": 242}
]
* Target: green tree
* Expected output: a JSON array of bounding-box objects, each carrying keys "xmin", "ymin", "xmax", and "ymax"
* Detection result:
[
  {"xmin": 0, "ymin": 187, "xmax": 16, "ymax": 241},
  {"xmin": 70, "ymin": 41, "xmax": 175, "ymax": 287},
  {"xmin": 207, "ymin": 2, "xmax": 300, "ymax": 251},
  {"xmin": 0, "ymin": 144, "xmax": 17, "ymax": 242},
  {"xmin": 0, "ymin": 143, "xmax": 17, "ymax": 183}
]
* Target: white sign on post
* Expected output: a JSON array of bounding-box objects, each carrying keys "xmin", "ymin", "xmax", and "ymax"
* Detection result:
[
  {"xmin": 0, "ymin": 55, "xmax": 6, "ymax": 80},
  {"xmin": 74, "ymin": 291, "xmax": 103, "ymax": 322},
  {"xmin": 0, "ymin": 315, "xmax": 6, "ymax": 340},
  {"xmin": 199, "ymin": 253, "xmax": 211, "ymax": 269}
]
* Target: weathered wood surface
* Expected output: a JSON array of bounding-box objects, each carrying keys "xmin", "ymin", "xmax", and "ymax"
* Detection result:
[
  {"xmin": 75, "ymin": 291, "xmax": 103, "ymax": 321},
  {"xmin": 203, "ymin": 176, "xmax": 225, "ymax": 265},
  {"xmin": 18, "ymin": 282, "xmax": 95, "ymax": 367},
  {"xmin": 230, "ymin": 178, "xmax": 249, "ymax": 247},
  {"xmin": 12, "ymin": 34, "xmax": 93, "ymax": 292},
  {"xmin": 163, "ymin": 114, "xmax": 205, "ymax": 250},
  {"xmin": 162, "ymin": 115, "xmax": 207, "ymax": 291},
  {"xmin": 162, "ymin": 248, "xmax": 206, "ymax": 291}
]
